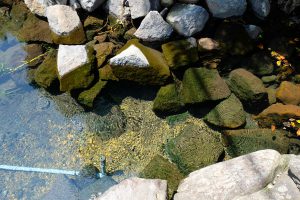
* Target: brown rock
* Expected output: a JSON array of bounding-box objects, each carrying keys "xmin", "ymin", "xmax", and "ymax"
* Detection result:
[
  {"xmin": 198, "ymin": 37, "xmax": 220, "ymax": 52},
  {"xmin": 23, "ymin": 44, "xmax": 44, "ymax": 67},
  {"xmin": 94, "ymin": 42, "xmax": 117, "ymax": 68},
  {"xmin": 276, "ymin": 81, "xmax": 300, "ymax": 105}
]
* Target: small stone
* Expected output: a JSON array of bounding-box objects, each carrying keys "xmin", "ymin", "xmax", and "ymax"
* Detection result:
[
  {"xmin": 23, "ymin": 44, "xmax": 43, "ymax": 67},
  {"xmin": 166, "ymin": 4, "xmax": 209, "ymax": 37},
  {"xmin": 78, "ymin": 80, "xmax": 107, "ymax": 108},
  {"xmin": 205, "ymin": 0, "xmax": 247, "ymax": 18},
  {"xmin": 128, "ymin": 0, "xmax": 160, "ymax": 19},
  {"xmin": 276, "ymin": 81, "xmax": 300, "ymax": 105},
  {"xmin": 124, "ymin": 27, "xmax": 137, "ymax": 40},
  {"xmin": 83, "ymin": 16, "xmax": 104, "ymax": 29},
  {"xmin": 262, "ymin": 75, "xmax": 277, "ymax": 84},
  {"xmin": 197, "ymin": 37, "xmax": 220, "ymax": 52},
  {"xmin": 78, "ymin": 0, "xmax": 106, "ymax": 12},
  {"xmin": 94, "ymin": 42, "xmax": 117, "ymax": 67},
  {"xmin": 266, "ymin": 87, "xmax": 277, "ymax": 105},
  {"xmin": 244, "ymin": 24, "xmax": 263, "ymax": 39}
]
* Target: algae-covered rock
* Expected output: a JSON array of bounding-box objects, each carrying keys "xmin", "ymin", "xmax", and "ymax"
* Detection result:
[
  {"xmin": 181, "ymin": 67, "xmax": 231, "ymax": 104},
  {"xmin": 162, "ymin": 38, "xmax": 199, "ymax": 70},
  {"xmin": 23, "ymin": 44, "xmax": 44, "ymax": 67},
  {"xmin": 94, "ymin": 42, "xmax": 118, "ymax": 68},
  {"xmin": 34, "ymin": 49, "xmax": 58, "ymax": 88},
  {"xmin": 109, "ymin": 39, "xmax": 170, "ymax": 85},
  {"xmin": 78, "ymin": 80, "xmax": 107, "ymax": 108},
  {"xmin": 99, "ymin": 64, "xmax": 119, "ymax": 81},
  {"xmin": 140, "ymin": 155, "xmax": 185, "ymax": 198},
  {"xmin": 153, "ymin": 84, "xmax": 184, "ymax": 115},
  {"xmin": 165, "ymin": 123, "xmax": 224, "ymax": 174},
  {"xmin": 57, "ymin": 45, "xmax": 95, "ymax": 91},
  {"xmin": 223, "ymin": 129, "xmax": 300, "ymax": 157},
  {"xmin": 205, "ymin": 94, "xmax": 246, "ymax": 128}
]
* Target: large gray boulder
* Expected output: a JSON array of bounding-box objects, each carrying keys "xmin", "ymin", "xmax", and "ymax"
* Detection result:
[
  {"xmin": 96, "ymin": 177, "xmax": 167, "ymax": 200},
  {"xmin": 78, "ymin": 0, "xmax": 106, "ymax": 12},
  {"xmin": 248, "ymin": 0, "xmax": 271, "ymax": 18},
  {"xmin": 46, "ymin": 5, "xmax": 86, "ymax": 44},
  {"xmin": 166, "ymin": 4, "xmax": 209, "ymax": 37},
  {"xmin": 174, "ymin": 149, "xmax": 300, "ymax": 200},
  {"xmin": 128, "ymin": 0, "xmax": 160, "ymax": 19},
  {"xmin": 134, "ymin": 11, "xmax": 173, "ymax": 42},
  {"xmin": 24, "ymin": 0, "xmax": 67, "ymax": 16},
  {"xmin": 205, "ymin": 0, "xmax": 247, "ymax": 18}
]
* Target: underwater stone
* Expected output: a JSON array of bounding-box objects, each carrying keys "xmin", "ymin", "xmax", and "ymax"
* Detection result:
[
  {"xmin": 46, "ymin": 5, "xmax": 86, "ymax": 44},
  {"xmin": 78, "ymin": 80, "xmax": 107, "ymax": 108},
  {"xmin": 205, "ymin": 0, "xmax": 247, "ymax": 18},
  {"xmin": 57, "ymin": 45, "xmax": 95, "ymax": 91}
]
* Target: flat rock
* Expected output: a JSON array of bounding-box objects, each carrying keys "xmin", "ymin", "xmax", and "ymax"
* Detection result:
[
  {"xmin": 205, "ymin": 0, "xmax": 247, "ymax": 18},
  {"xmin": 166, "ymin": 4, "xmax": 209, "ymax": 37},
  {"xmin": 24, "ymin": 0, "xmax": 67, "ymax": 16},
  {"xmin": 57, "ymin": 45, "xmax": 95, "ymax": 91},
  {"xmin": 96, "ymin": 177, "xmax": 167, "ymax": 200},
  {"xmin": 181, "ymin": 67, "xmax": 231, "ymax": 104},
  {"xmin": 276, "ymin": 81, "xmax": 300, "ymax": 105},
  {"xmin": 46, "ymin": 5, "xmax": 86, "ymax": 44},
  {"xmin": 134, "ymin": 11, "xmax": 173, "ymax": 42},
  {"xmin": 78, "ymin": 0, "xmax": 105, "ymax": 12},
  {"xmin": 248, "ymin": 0, "xmax": 270, "ymax": 18},
  {"xmin": 128, "ymin": 0, "xmax": 160, "ymax": 19}
]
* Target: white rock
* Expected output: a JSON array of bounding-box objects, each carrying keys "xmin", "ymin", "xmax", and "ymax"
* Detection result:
[
  {"xmin": 206, "ymin": 0, "xmax": 247, "ymax": 18},
  {"xmin": 96, "ymin": 177, "xmax": 167, "ymax": 200},
  {"xmin": 105, "ymin": 0, "xmax": 126, "ymax": 20},
  {"xmin": 110, "ymin": 45, "xmax": 149, "ymax": 68},
  {"xmin": 70, "ymin": 0, "xmax": 81, "ymax": 9},
  {"xmin": 78, "ymin": 0, "xmax": 106, "ymax": 12},
  {"xmin": 166, "ymin": 4, "xmax": 209, "ymax": 37},
  {"xmin": 134, "ymin": 11, "xmax": 173, "ymax": 42},
  {"xmin": 128, "ymin": 0, "xmax": 160, "ymax": 19},
  {"xmin": 174, "ymin": 149, "xmax": 284, "ymax": 200},
  {"xmin": 248, "ymin": 0, "xmax": 271, "ymax": 18},
  {"xmin": 24, "ymin": 0, "xmax": 67, "ymax": 16}
]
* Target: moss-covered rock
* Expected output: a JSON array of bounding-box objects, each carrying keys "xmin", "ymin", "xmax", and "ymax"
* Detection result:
[
  {"xmin": 34, "ymin": 49, "xmax": 58, "ymax": 88},
  {"xmin": 162, "ymin": 38, "xmax": 199, "ymax": 70},
  {"xmin": 140, "ymin": 155, "xmax": 185, "ymax": 199},
  {"xmin": 165, "ymin": 123, "xmax": 224, "ymax": 174},
  {"xmin": 99, "ymin": 64, "xmax": 119, "ymax": 81},
  {"xmin": 110, "ymin": 39, "xmax": 170, "ymax": 85},
  {"xmin": 181, "ymin": 67, "xmax": 231, "ymax": 104},
  {"xmin": 83, "ymin": 16, "xmax": 104, "ymax": 30},
  {"xmin": 223, "ymin": 129, "xmax": 300, "ymax": 157},
  {"xmin": 153, "ymin": 83, "xmax": 184, "ymax": 115},
  {"xmin": 78, "ymin": 80, "xmax": 107, "ymax": 108},
  {"xmin": 23, "ymin": 44, "xmax": 44, "ymax": 67},
  {"xmin": 204, "ymin": 94, "xmax": 246, "ymax": 128},
  {"xmin": 94, "ymin": 42, "xmax": 118, "ymax": 68}
]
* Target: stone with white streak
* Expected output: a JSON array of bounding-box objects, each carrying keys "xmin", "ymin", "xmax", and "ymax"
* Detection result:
[
  {"xmin": 128, "ymin": 0, "xmax": 160, "ymax": 19},
  {"xmin": 96, "ymin": 177, "xmax": 167, "ymax": 200},
  {"xmin": 134, "ymin": 11, "xmax": 173, "ymax": 42},
  {"xmin": 248, "ymin": 0, "xmax": 271, "ymax": 18},
  {"xmin": 78, "ymin": 0, "xmax": 106, "ymax": 12},
  {"xmin": 24, "ymin": 0, "xmax": 67, "ymax": 16},
  {"xmin": 166, "ymin": 4, "xmax": 209, "ymax": 37},
  {"xmin": 205, "ymin": 0, "xmax": 247, "ymax": 18},
  {"xmin": 46, "ymin": 5, "xmax": 86, "ymax": 44}
]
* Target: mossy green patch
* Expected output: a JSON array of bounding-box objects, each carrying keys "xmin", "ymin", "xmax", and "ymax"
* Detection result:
[
  {"xmin": 78, "ymin": 80, "xmax": 107, "ymax": 108},
  {"xmin": 51, "ymin": 25, "xmax": 86, "ymax": 45}
]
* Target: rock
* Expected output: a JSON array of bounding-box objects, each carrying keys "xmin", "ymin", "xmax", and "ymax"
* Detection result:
[
  {"xmin": 289, "ymin": 154, "xmax": 300, "ymax": 188},
  {"xmin": 267, "ymin": 87, "xmax": 277, "ymax": 105},
  {"xmin": 109, "ymin": 39, "xmax": 170, "ymax": 85},
  {"xmin": 46, "ymin": 5, "xmax": 86, "ymax": 44},
  {"xmin": 161, "ymin": 0, "xmax": 174, "ymax": 7},
  {"xmin": 99, "ymin": 64, "xmax": 119, "ymax": 81},
  {"xmin": 197, "ymin": 37, "xmax": 220, "ymax": 52},
  {"xmin": 83, "ymin": 16, "xmax": 104, "ymax": 29},
  {"xmin": 70, "ymin": 0, "xmax": 81, "ymax": 9},
  {"xmin": 57, "ymin": 45, "xmax": 95, "ymax": 91},
  {"xmin": 215, "ymin": 22, "xmax": 253, "ymax": 55},
  {"xmin": 17, "ymin": 13, "xmax": 53, "ymax": 43},
  {"xmin": 105, "ymin": 0, "xmax": 126, "ymax": 20},
  {"xmin": 166, "ymin": 4, "xmax": 209, "ymax": 37},
  {"xmin": 78, "ymin": 0, "xmax": 106, "ymax": 12},
  {"xmin": 124, "ymin": 27, "xmax": 137, "ymax": 40},
  {"xmin": 94, "ymin": 42, "xmax": 118, "ymax": 68},
  {"xmin": 244, "ymin": 24, "xmax": 263, "ymax": 39},
  {"xmin": 205, "ymin": 94, "xmax": 246, "ymax": 128},
  {"xmin": 248, "ymin": 0, "xmax": 271, "ymax": 18},
  {"xmin": 227, "ymin": 68, "xmax": 268, "ymax": 109},
  {"xmin": 153, "ymin": 83, "xmax": 184, "ymax": 115},
  {"xmin": 262, "ymin": 75, "xmax": 277, "ymax": 84},
  {"xmin": 140, "ymin": 155, "xmax": 185, "ymax": 198},
  {"xmin": 165, "ymin": 123, "xmax": 224, "ymax": 174},
  {"xmin": 181, "ymin": 67, "xmax": 231, "ymax": 104},
  {"xmin": 245, "ymin": 52, "xmax": 274, "ymax": 76},
  {"xmin": 78, "ymin": 80, "xmax": 107, "ymax": 108},
  {"xmin": 255, "ymin": 103, "xmax": 300, "ymax": 127},
  {"xmin": 24, "ymin": 0, "xmax": 67, "ymax": 16},
  {"xmin": 162, "ymin": 38, "xmax": 198, "ymax": 70},
  {"xmin": 134, "ymin": 11, "xmax": 173, "ymax": 42},
  {"xmin": 96, "ymin": 177, "xmax": 167, "ymax": 200},
  {"xmin": 276, "ymin": 81, "xmax": 300, "ymax": 105},
  {"xmin": 34, "ymin": 49, "xmax": 58, "ymax": 88},
  {"xmin": 223, "ymin": 129, "xmax": 297, "ymax": 157},
  {"xmin": 128, "ymin": 0, "xmax": 160, "ymax": 19},
  {"xmin": 173, "ymin": 150, "xmax": 286, "ymax": 200},
  {"xmin": 205, "ymin": 0, "xmax": 247, "ymax": 18},
  {"xmin": 23, "ymin": 44, "xmax": 43, "ymax": 67}
]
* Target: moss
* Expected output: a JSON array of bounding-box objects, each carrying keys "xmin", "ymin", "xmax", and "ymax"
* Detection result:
[
  {"xmin": 153, "ymin": 84, "xmax": 184, "ymax": 115},
  {"xmin": 162, "ymin": 39, "xmax": 199, "ymax": 70},
  {"xmin": 78, "ymin": 80, "xmax": 107, "ymax": 108},
  {"xmin": 83, "ymin": 16, "xmax": 104, "ymax": 29},
  {"xmin": 51, "ymin": 25, "xmax": 86, "ymax": 45},
  {"xmin": 140, "ymin": 155, "xmax": 185, "ymax": 199},
  {"xmin": 34, "ymin": 49, "xmax": 58, "ymax": 88}
]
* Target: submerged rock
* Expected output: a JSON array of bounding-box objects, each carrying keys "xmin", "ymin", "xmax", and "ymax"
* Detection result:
[
  {"xmin": 205, "ymin": 0, "xmax": 247, "ymax": 18},
  {"xmin": 181, "ymin": 67, "xmax": 231, "ymax": 104},
  {"xmin": 46, "ymin": 5, "xmax": 86, "ymax": 44},
  {"xmin": 205, "ymin": 94, "xmax": 246, "ymax": 128},
  {"xmin": 134, "ymin": 11, "xmax": 173, "ymax": 42},
  {"xmin": 96, "ymin": 177, "xmax": 168, "ymax": 200},
  {"xmin": 165, "ymin": 123, "xmax": 224, "ymax": 174},
  {"xmin": 57, "ymin": 45, "xmax": 95, "ymax": 91},
  {"xmin": 128, "ymin": 0, "xmax": 160, "ymax": 19},
  {"xmin": 248, "ymin": 0, "xmax": 271, "ymax": 18},
  {"xmin": 161, "ymin": 38, "xmax": 198, "ymax": 70},
  {"xmin": 109, "ymin": 39, "xmax": 170, "ymax": 85},
  {"xmin": 24, "ymin": 0, "xmax": 67, "ymax": 16},
  {"xmin": 78, "ymin": 80, "xmax": 107, "ymax": 108},
  {"xmin": 276, "ymin": 81, "xmax": 300, "ymax": 105},
  {"xmin": 23, "ymin": 44, "xmax": 44, "ymax": 67},
  {"xmin": 166, "ymin": 4, "xmax": 209, "ymax": 37},
  {"xmin": 78, "ymin": 0, "xmax": 106, "ymax": 12}
]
